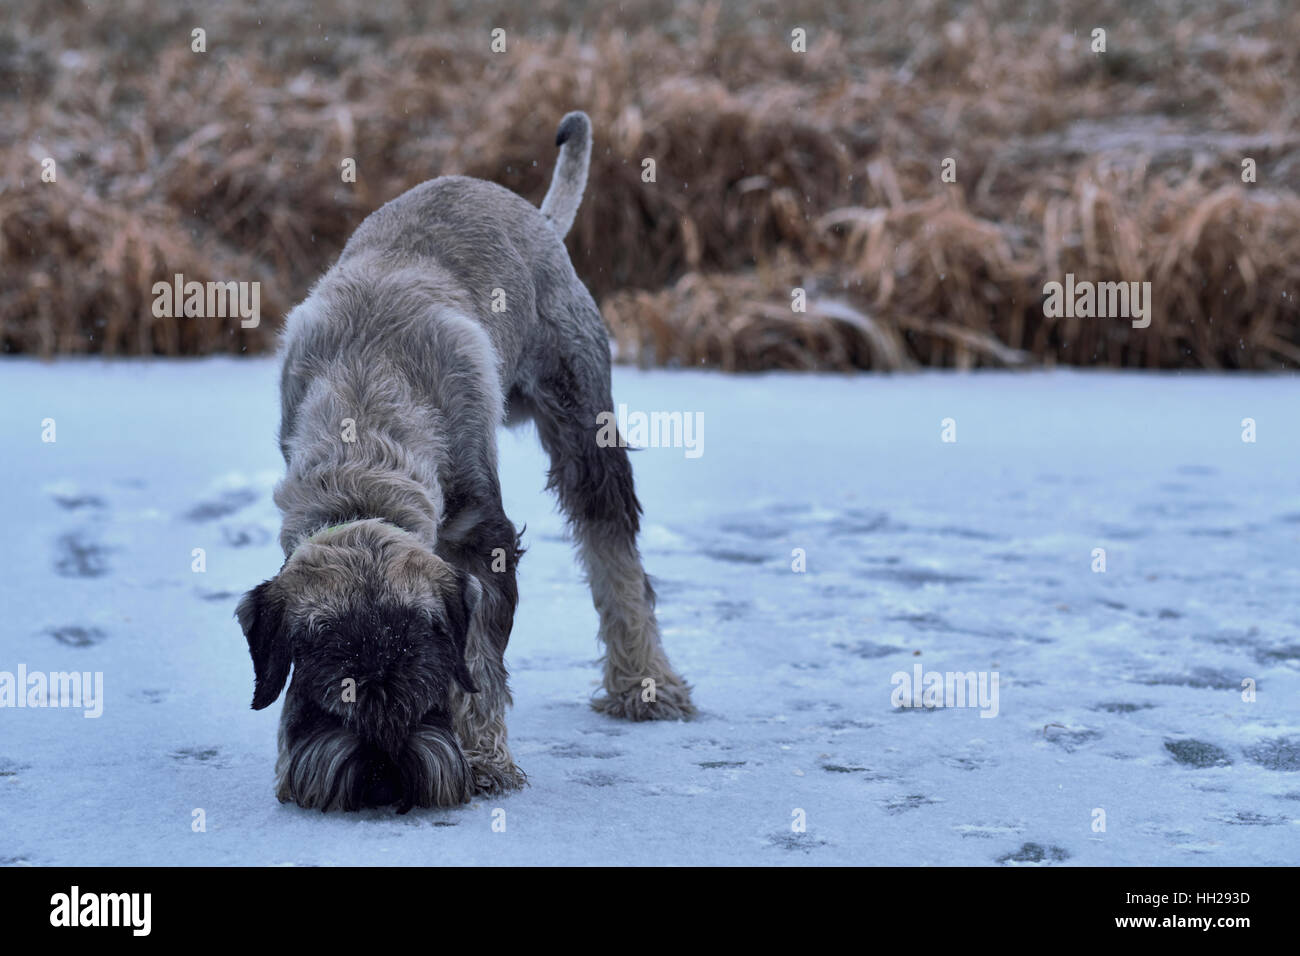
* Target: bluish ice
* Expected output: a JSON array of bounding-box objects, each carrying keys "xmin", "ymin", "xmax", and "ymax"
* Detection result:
[{"xmin": 1, "ymin": 360, "xmax": 1297, "ymax": 865}]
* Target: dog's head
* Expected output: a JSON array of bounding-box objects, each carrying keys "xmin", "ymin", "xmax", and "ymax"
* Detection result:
[{"xmin": 236, "ymin": 519, "xmax": 480, "ymax": 811}]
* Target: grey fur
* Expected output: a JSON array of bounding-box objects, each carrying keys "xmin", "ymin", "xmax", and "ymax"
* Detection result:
[
  {"xmin": 540, "ymin": 111, "xmax": 590, "ymax": 237},
  {"xmin": 237, "ymin": 112, "xmax": 693, "ymax": 813}
]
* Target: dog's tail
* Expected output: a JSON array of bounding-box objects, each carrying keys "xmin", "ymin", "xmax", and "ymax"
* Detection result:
[{"xmin": 540, "ymin": 111, "xmax": 591, "ymax": 238}]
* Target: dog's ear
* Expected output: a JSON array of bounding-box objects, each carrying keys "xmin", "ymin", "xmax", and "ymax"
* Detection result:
[
  {"xmin": 236, "ymin": 578, "xmax": 292, "ymax": 710},
  {"xmin": 441, "ymin": 570, "xmax": 481, "ymax": 695}
]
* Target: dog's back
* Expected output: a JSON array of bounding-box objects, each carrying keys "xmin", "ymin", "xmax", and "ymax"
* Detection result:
[
  {"xmin": 273, "ymin": 113, "xmax": 599, "ymax": 541},
  {"xmin": 315, "ymin": 111, "xmax": 593, "ymax": 390},
  {"xmin": 331, "ymin": 176, "xmax": 562, "ymax": 380}
]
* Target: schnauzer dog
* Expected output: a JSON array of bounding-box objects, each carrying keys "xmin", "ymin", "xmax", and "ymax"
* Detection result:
[{"xmin": 236, "ymin": 112, "xmax": 694, "ymax": 813}]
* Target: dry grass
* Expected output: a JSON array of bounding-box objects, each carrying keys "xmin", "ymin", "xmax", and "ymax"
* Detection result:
[{"xmin": 2, "ymin": 0, "xmax": 1298, "ymax": 368}]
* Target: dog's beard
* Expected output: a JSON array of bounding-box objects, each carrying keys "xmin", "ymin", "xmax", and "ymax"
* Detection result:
[
  {"xmin": 396, "ymin": 727, "xmax": 474, "ymax": 811},
  {"xmin": 276, "ymin": 708, "xmax": 472, "ymax": 812}
]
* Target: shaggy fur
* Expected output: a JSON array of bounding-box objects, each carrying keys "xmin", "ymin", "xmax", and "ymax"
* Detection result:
[{"xmin": 237, "ymin": 111, "xmax": 694, "ymax": 812}]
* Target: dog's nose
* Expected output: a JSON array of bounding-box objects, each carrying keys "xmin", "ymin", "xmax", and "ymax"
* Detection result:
[{"xmin": 357, "ymin": 759, "xmax": 400, "ymax": 808}]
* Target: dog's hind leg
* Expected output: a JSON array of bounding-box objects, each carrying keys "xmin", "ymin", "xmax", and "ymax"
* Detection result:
[{"xmin": 523, "ymin": 288, "xmax": 695, "ymax": 721}]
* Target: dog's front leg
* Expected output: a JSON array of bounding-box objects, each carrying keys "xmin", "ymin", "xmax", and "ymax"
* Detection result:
[
  {"xmin": 443, "ymin": 526, "xmax": 528, "ymax": 795},
  {"xmin": 451, "ymin": 641, "xmax": 526, "ymax": 795}
]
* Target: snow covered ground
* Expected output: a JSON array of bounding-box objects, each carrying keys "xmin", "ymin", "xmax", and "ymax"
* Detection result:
[{"xmin": 2, "ymin": 359, "xmax": 1298, "ymax": 865}]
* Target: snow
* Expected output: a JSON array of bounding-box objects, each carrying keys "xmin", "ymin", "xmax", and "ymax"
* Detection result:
[{"xmin": 2, "ymin": 359, "xmax": 1298, "ymax": 865}]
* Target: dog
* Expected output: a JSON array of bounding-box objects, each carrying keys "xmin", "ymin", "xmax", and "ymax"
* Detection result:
[{"xmin": 236, "ymin": 112, "xmax": 694, "ymax": 813}]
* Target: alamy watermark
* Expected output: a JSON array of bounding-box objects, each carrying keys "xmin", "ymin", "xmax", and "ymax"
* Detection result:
[
  {"xmin": 0, "ymin": 665, "xmax": 103, "ymax": 717},
  {"xmin": 596, "ymin": 404, "xmax": 703, "ymax": 458},
  {"xmin": 151, "ymin": 273, "xmax": 260, "ymax": 328},
  {"xmin": 891, "ymin": 664, "xmax": 999, "ymax": 718},
  {"xmin": 1042, "ymin": 273, "xmax": 1151, "ymax": 328},
  {"xmin": 50, "ymin": 886, "xmax": 150, "ymax": 936}
]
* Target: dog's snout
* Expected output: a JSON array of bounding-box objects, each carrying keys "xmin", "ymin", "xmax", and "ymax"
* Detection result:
[
  {"xmin": 356, "ymin": 756, "xmax": 401, "ymax": 809},
  {"xmin": 347, "ymin": 703, "xmax": 414, "ymax": 758},
  {"xmin": 341, "ymin": 683, "xmax": 447, "ymax": 757}
]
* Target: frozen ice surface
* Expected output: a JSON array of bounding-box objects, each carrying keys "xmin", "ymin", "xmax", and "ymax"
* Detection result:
[{"xmin": 1, "ymin": 359, "xmax": 1297, "ymax": 865}]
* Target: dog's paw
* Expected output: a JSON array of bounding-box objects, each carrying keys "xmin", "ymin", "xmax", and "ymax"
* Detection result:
[
  {"xmin": 592, "ymin": 675, "xmax": 696, "ymax": 721},
  {"xmin": 468, "ymin": 755, "xmax": 527, "ymax": 796}
]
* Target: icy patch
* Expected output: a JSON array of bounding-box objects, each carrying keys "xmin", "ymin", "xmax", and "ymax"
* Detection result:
[{"xmin": 0, "ymin": 362, "xmax": 1297, "ymax": 864}]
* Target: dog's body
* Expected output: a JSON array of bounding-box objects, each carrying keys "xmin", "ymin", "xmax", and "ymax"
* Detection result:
[{"xmin": 237, "ymin": 113, "xmax": 693, "ymax": 812}]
